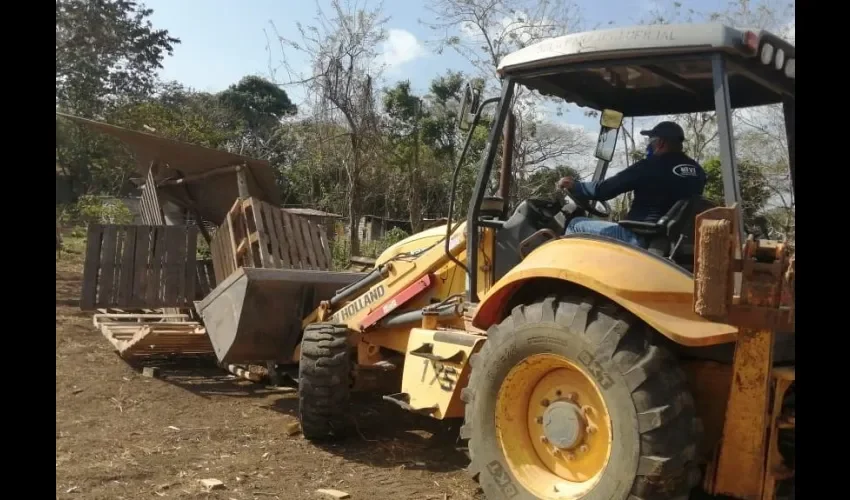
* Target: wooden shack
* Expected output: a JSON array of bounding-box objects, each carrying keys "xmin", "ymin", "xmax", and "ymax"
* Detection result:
[{"xmin": 59, "ymin": 112, "xmax": 281, "ymax": 359}]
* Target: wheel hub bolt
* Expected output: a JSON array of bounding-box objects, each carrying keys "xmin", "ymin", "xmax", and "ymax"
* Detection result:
[
  {"xmin": 536, "ymin": 416, "xmax": 543, "ymax": 424},
  {"xmin": 579, "ymin": 445, "xmax": 589, "ymax": 453},
  {"xmin": 541, "ymin": 398, "xmax": 550, "ymax": 407}
]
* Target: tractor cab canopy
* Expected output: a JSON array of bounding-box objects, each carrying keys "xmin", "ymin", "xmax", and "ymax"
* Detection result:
[
  {"xmin": 496, "ymin": 23, "xmax": 795, "ymax": 206},
  {"xmin": 462, "ymin": 23, "xmax": 795, "ymax": 300},
  {"xmin": 497, "ymin": 23, "xmax": 794, "ymax": 116}
]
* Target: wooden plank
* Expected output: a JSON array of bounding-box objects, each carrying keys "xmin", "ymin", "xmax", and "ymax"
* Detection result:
[
  {"xmin": 113, "ymin": 228, "xmax": 126, "ymax": 304},
  {"xmin": 315, "ymin": 222, "xmax": 330, "ymax": 269},
  {"xmin": 310, "ymin": 222, "xmax": 327, "ymax": 269},
  {"xmin": 300, "ymin": 218, "xmax": 319, "ymax": 270},
  {"xmin": 289, "ymin": 213, "xmax": 309, "ymax": 269},
  {"xmin": 132, "ymin": 227, "xmax": 151, "ymax": 307},
  {"xmin": 141, "ymin": 166, "xmax": 165, "ymax": 225},
  {"xmin": 225, "ymin": 216, "xmax": 237, "ymax": 276},
  {"xmin": 147, "ymin": 227, "xmax": 167, "ymax": 305},
  {"xmin": 269, "ymin": 208, "xmax": 291, "ymax": 268},
  {"xmin": 320, "ymin": 225, "xmax": 333, "ymax": 270},
  {"xmin": 257, "ymin": 202, "xmax": 282, "ymax": 268},
  {"xmin": 163, "ymin": 226, "xmax": 184, "ymax": 305},
  {"xmin": 248, "ymin": 200, "xmax": 274, "ymax": 267},
  {"xmin": 184, "ymin": 228, "xmax": 198, "ymax": 305},
  {"xmin": 97, "ymin": 226, "xmax": 118, "ymax": 306},
  {"xmin": 80, "ymin": 224, "xmax": 105, "ymax": 310},
  {"xmin": 280, "ymin": 211, "xmax": 302, "ymax": 268},
  {"xmin": 210, "ymin": 226, "xmax": 226, "ymax": 283},
  {"xmin": 221, "ymin": 216, "xmax": 236, "ymax": 279},
  {"xmin": 241, "ymin": 205, "xmax": 257, "ymax": 268},
  {"xmin": 118, "ymin": 226, "xmax": 137, "ymax": 305},
  {"xmin": 210, "ymin": 234, "xmax": 220, "ymax": 283}
]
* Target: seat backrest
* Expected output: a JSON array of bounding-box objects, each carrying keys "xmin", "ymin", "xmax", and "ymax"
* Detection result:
[
  {"xmin": 660, "ymin": 196, "xmax": 703, "ymax": 240},
  {"xmin": 646, "ymin": 196, "xmax": 717, "ymax": 261},
  {"xmin": 670, "ymin": 196, "xmax": 719, "ymax": 266},
  {"xmin": 678, "ymin": 196, "xmax": 719, "ymax": 239}
]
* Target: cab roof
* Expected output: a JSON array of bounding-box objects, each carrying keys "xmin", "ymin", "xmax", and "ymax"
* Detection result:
[{"xmin": 498, "ymin": 23, "xmax": 795, "ymax": 116}]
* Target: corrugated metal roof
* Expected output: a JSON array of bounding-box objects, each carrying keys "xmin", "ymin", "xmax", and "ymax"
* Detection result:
[
  {"xmin": 56, "ymin": 112, "xmax": 280, "ymax": 225},
  {"xmin": 283, "ymin": 207, "xmax": 343, "ymax": 218}
]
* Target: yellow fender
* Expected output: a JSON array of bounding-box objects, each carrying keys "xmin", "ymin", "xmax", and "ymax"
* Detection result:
[{"xmin": 472, "ymin": 237, "xmax": 738, "ymax": 347}]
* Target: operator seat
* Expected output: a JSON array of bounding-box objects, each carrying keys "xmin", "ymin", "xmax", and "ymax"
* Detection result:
[{"xmin": 617, "ymin": 196, "xmax": 718, "ymax": 272}]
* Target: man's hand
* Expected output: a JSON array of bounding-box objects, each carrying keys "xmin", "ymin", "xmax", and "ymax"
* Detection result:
[{"xmin": 557, "ymin": 176, "xmax": 575, "ymax": 190}]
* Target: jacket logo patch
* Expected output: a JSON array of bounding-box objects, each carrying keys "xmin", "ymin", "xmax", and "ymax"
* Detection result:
[{"xmin": 672, "ymin": 164, "xmax": 698, "ymax": 178}]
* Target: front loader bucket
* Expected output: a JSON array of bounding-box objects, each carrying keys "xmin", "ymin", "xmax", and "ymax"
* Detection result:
[{"xmin": 196, "ymin": 267, "xmax": 367, "ymax": 364}]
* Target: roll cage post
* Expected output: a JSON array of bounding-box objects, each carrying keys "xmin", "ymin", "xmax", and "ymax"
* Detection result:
[{"xmin": 466, "ymin": 77, "xmax": 514, "ymax": 302}]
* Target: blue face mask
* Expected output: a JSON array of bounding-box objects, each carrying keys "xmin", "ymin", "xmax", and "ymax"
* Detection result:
[{"xmin": 645, "ymin": 142, "xmax": 654, "ymax": 158}]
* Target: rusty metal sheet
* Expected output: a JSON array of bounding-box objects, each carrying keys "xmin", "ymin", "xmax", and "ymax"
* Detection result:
[
  {"xmin": 56, "ymin": 112, "xmax": 280, "ymax": 225},
  {"xmin": 195, "ymin": 267, "xmax": 367, "ymax": 363}
]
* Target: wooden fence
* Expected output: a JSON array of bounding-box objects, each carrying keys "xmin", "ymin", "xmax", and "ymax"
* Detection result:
[
  {"xmin": 80, "ymin": 224, "xmax": 199, "ymax": 310},
  {"xmin": 211, "ymin": 197, "xmax": 333, "ymax": 283}
]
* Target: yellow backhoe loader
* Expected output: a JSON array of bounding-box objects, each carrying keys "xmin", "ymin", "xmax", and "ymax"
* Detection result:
[{"xmin": 203, "ymin": 22, "xmax": 795, "ymax": 500}]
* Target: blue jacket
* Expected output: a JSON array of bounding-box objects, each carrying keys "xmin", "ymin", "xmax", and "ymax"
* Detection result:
[{"xmin": 572, "ymin": 152, "xmax": 707, "ymax": 223}]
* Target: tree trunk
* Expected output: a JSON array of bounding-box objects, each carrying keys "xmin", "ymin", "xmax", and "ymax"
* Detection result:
[
  {"xmin": 409, "ymin": 99, "xmax": 424, "ymax": 234},
  {"xmin": 348, "ymin": 191, "xmax": 360, "ymax": 257},
  {"xmin": 409, "ymin": 164, "xmax": 423, "ymax": 234},
  {"xmin": 348, "ymin": 144, "xmax": 362, "ymax": 257}
]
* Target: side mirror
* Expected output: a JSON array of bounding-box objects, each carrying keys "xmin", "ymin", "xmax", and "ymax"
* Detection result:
[
  {"xmin": 594, "ymin": 109, "xmax": 624, "ymax": 162},
  {"xmin": 458, "ymin": 82, "xmax": 480, "ymax": 131}
]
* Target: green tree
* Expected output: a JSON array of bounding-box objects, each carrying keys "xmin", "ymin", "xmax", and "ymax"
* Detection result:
[
  {"xmin": 702, "ymin": 157, "xmax": 771, "ymax": 226},
  {"xmin": 421, "ymin": 71, "xmax": 490, "ymax": 219},
  {"xmin": 56, "ymin": 0, "xmax": 180, "ymax": 115},
  {"xmin": 56, "ymin": 0, "xmax": 179, "ymax": 197},
  {"xmin": 272, "ymin": 0, "xmax": 388, "ymax": 256},
  {"xmin": 110, "ymin": 81, "xmax": 242, "ymax": 148},
  {"xmin": 218, "ymin": 76, "xmax": 297, "ymax": 133}
]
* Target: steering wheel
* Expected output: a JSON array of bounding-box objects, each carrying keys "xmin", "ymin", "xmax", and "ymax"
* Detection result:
[{"xmin": 564, "ymin": 189, "xmax": 612, "ymax": 218}]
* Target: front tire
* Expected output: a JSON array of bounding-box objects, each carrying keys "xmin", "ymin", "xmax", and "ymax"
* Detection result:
[
  {"xmin": 461, "ymin": 294, "xmax": 703, "ymax": 500},
  {"xmin": 298, "ymin": 323, "xmax": 352, "ymax": 441}
]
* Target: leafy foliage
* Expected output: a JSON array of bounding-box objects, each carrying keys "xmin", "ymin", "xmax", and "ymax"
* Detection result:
[
  {"xmin": 56, "ymin": 0, "xmax": 180, "ymax": 114},
  {"xmin": 702, "ymin": 157, "xmax": 772, "ymax": 228}
]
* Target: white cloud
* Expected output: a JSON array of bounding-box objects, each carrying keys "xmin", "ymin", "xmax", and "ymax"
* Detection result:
[
  {"xmin": 381, "ymin": 29, "xmax": 427, "ymax": 69},
  {"xmin": 460, "ymin": 12, "xmax": 559, "ymax": 48}
]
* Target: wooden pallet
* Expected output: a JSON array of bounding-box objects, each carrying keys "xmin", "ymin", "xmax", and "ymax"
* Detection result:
[
  {"xmin": 93, "ymin": 313, "xmax": 213, "ymax": 358},
  {"xmin": 210, "ymin": 197, "xmax": 333, "ymax": 283},
  {"xmin": 81, "ymin": 224, "xmax": 199, "ymax": 310}
]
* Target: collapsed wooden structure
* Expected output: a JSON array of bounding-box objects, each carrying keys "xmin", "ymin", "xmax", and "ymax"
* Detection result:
[{"xmin": 62, "ymin": 113, "xmax": 333, "ymax": 362}]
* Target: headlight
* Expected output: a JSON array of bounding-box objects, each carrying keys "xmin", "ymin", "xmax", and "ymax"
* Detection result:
[
  {"xmin": 775, "ymin": 48, "xmax": 785, "ymax": 71},
  {"xmin": 784, "ymin": 58, "xmax": 795, "ymax": 79},
  {"xmin": 760, "ymin": 43, "xmax": 774, "ymax": 65}
]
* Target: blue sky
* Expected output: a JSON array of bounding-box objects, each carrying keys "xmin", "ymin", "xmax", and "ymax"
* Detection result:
[
  {"xmin": 145, "ymin": 0, "xmax": 730, "ymax": 133},
  {"xmin": 144, "ymin": 0, "xmax": 796, "ymax": 143}
]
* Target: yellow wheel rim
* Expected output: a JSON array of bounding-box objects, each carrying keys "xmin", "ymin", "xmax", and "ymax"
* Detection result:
[{"xmin": 495, "ymin": 353, "xmax": 613, "ymax": 499}]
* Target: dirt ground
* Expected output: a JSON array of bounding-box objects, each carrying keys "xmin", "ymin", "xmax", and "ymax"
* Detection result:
[{"xmin": 55, "ymin": 239, "xmax": 482, "ymax": 500}]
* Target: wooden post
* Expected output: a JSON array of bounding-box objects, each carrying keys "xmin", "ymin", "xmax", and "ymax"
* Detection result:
[{"xmin": 236, "ymin": 164, "xmax": 250, "ymax": 200}]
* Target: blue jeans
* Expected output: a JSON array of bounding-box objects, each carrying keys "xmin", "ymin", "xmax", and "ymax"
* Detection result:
[{"xmin": 564, "ymin": 217, "xmax": 644, "ymax": 247}]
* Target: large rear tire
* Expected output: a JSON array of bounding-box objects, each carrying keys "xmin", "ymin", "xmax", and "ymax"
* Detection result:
[
  {"xmin": 461, "ymin": 294, "xmax": 703, "ymax": 500},
  {"xmin": 298, "ymin": 323, "xmax": 352, "ymax": 441}
]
